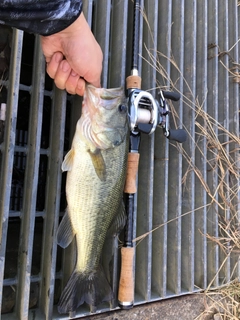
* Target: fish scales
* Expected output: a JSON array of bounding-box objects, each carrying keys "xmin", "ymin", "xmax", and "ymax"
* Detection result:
[
  {"xmin": 70, "ymin": 144, "xmax": 126, "ymax": 270},
  {"xmin": 57, "ymin": 85, "xmax": 128, "ymax": 314}
]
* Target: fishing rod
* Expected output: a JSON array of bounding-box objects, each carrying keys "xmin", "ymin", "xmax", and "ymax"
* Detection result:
[{"xmin": 118, "ymin": 0, "xmax": 187, "ymax": 310}]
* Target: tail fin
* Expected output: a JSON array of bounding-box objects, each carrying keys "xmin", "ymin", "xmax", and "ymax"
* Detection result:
[{"xmin": 58, "ymin": 267, "xmax": 113, "ymax": 314}]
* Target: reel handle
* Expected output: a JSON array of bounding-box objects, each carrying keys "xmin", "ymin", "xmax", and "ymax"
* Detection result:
[
  {"xmin": 165, "ymin": 128, "xmax": 187, "ymax": 143},
  {"xmin": 162, "ymin": 90, "xmax": 180, "ymax": 101}
]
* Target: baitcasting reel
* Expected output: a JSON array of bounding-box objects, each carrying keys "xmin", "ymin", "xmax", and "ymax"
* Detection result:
[{"xmin": 128, "ymin": 88, "xmax": 187, "ymax": 143}]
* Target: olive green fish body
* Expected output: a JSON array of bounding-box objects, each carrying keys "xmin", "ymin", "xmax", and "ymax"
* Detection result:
[
  {"xmin": 67, "ymin": 138, "xmax": 127, "ymax": 271},
  {"xmin": 57, "ymin": 85, "xmax": 128, "ymax": 313}
]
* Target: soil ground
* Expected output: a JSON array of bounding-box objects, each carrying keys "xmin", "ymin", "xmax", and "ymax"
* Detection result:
[{"xmin": 85, "ymin": 294, "xmax": 214, "ymax": 320}]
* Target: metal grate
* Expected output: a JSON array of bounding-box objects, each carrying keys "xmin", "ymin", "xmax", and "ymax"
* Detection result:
[{"xmin": 0, "ymin": 1, "xmax": 239, "ymax": 319}]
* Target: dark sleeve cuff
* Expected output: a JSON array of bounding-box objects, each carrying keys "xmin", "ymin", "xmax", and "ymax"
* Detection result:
[{"xmin": 0, "ymin": 1, "xmax": 83, "ymax": 36}]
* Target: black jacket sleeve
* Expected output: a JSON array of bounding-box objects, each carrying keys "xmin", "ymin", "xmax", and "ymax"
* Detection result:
[{"xmin": 0, "ymin": 0, "xmax": 83, "ymax": 36}]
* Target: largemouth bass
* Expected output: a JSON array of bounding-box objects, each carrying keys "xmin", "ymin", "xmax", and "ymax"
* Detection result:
[{"xmin": 57, "ymin": 85, "xmax": 128, "ymax": 314}]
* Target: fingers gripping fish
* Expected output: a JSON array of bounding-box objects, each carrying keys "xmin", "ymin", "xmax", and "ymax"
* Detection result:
[{"xmin": 57, "ymin": 85, "xmax": 129, "ymax": 314}]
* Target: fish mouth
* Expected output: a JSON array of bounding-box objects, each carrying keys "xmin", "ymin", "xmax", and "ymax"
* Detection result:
[{"xmin": 86, "ymin": 85, "xmax": 124, "ymax": 106}]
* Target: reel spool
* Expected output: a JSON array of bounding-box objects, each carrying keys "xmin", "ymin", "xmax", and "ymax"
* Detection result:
[{"xmin": 128, "ymin": 88, "xmax": 187, "ymax": 143}]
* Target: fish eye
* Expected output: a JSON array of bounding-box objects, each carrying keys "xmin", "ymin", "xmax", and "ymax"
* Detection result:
[
  {"xmin": 113, "ymin": 140, "xmax": 121, "ymax": 146},
  {"xmin": 118, "ymin": 104, "xmax": 127, "ymax": 114}
]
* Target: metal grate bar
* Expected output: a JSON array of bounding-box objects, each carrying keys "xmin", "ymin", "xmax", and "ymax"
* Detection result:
[
  {"xmin": 82, "ymin": 0, "xmax": 93, "ymax": 26},
  {"xmin": 194, "ymin": 0, "xmax": 208, "ymax": 290},
  {"xmin": 218, "ymin": 0, "xmax": 231, "ymax": 284},
  {"xmin": 223, "ymin": 0, "xmax": 239, "ymax": 281},
  {"xmin": 39, "ymin": 88, "xmax": 67, "ymax": 319},
  {"xmin": 229, "ymin": 0, "xmax": 240, "ymax": 280},
  {"xmin": 15, "ymin": 35, "xmax": 45, "ymax": 320},
  {"xmin": 153, "ymin": 0, "xmax": 172, "ymax": 299},
  {"xmin": 206, "ymin": 0, "xmax": 220, "ymax": 287},
  {"xmin": 0, "ymin": 29, "xmax": 23, "ymax": 315},
  {"xmin": 108, "ymin": 0, "xmax": 129, "ymax": 88},
  {"xmin": 94, "ymin": 0, "xmax": 112, "ymax": 88},
  {"xmin": 0, "ymin": 81, "xmax": 52, "ymax": 97},
  {"xmin": 180, "ymin": 0, "xmax": 197, "ymax": 294},
  {"xmin": 166, "ymin": 0, "xmax": 185, "ymax": 296},
  {"xmin": 8, "ymin": 210, "xmax": 46, "ymax": 218}
]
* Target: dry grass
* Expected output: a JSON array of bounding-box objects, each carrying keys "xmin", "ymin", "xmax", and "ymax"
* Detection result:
[
  {"xmin": 136, "ymin": 42, "xmax": 240, "ymax": 240},
  {"xmin": 152, "ymin": 48, "xmax": 240, "ymax": 318},
  {"xmin": 195, "ymin": 281, "xmax": 240, "ymax": 319},
  {"xmin": 135, "ymin": 8, "xmax": 240, "ymax": 318},
  {"xmin": 159, "ymin": 52, "xmax": 239, "ymax": 318}
]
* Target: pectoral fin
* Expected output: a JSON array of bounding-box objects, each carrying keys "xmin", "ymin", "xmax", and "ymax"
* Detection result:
[
  {"xmin": 62, "ymin": 149, "xmax": 74, "ymax": 172},
  {"xmin": 89, "ymin": 149, "xmax": 106, "ymax": 181}
]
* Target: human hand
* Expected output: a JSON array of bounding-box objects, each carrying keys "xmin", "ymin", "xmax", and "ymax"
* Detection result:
[{"xmin": 40, "ymin": 13, "xmax": 103, "ymax": 95}]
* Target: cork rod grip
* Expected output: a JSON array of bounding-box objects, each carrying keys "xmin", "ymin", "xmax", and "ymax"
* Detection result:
[
  {"xmin": 126, "ymin": 75, "xmax": 141, "ymax": 89},
  {"xmin": 118, "ymin": 247, "xmax": 134, "ymax": 308},
  {"xmin": 124, "ymin": 153, "xmax": 140, "ymax": 194}
]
